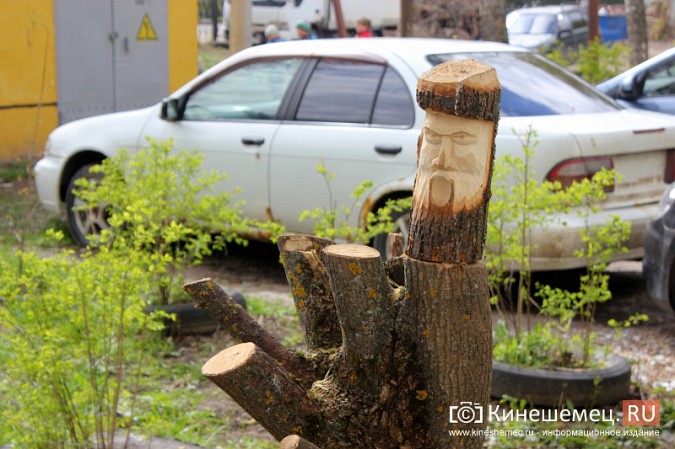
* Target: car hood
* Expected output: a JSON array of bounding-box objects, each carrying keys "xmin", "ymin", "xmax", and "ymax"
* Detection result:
[{"xmin": 47, "ymin": 106, "xmax": 157, "ymax": 157}]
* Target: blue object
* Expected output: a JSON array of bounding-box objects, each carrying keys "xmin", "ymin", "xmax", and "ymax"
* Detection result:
[{"xmin": 599, "ymin": 15, "xmax": 627, "ymax": 42}]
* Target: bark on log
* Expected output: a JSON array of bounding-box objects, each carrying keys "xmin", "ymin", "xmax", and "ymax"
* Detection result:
[
  {"xmin": 278, "ymin": 235, "xmax": 342, "ymax": 351},
  {"xmin": 202, "ymin": 343, "xmax": 323, "ymax": 441},
  {"xmin": 407, "ymin": 60, "xmax": 500, "ymax": 264},
  {"xmin": 183, "ymin": 279, "xmax": 316, "ymax": 388},
  {"xmin": 402, "ymin": 259, "xmax": 493, "ymax": 448},
  {"xmin": 320, "ymin": 244, "xmax": 398, "ymax": 395}
]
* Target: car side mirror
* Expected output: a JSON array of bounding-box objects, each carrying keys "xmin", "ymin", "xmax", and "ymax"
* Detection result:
[
  {"xmin": 161, "ymin": 98, "xmax": 181, "ymax": 121},
  {"xmin": 618, "ymin": 75, "xmax": 639, "ymax": 101}
]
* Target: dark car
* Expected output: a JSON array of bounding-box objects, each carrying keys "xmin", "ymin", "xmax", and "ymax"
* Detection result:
[
  {"xmin": 597, "ymin": 47, "xmax": 675, "ymax": 115},
  {"xmin": 644, "ymin": 183, "xmax": 675, "ymax": 312}
]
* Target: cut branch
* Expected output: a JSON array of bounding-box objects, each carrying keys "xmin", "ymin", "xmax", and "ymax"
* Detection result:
[
  {"xmin": 183, "ymin": 279, "xmax": 316, "ymax": 387},
  {"xmin": 278, "ymin": 235, "xmax": 341, "ymax": 350},
  {"xmin": 203, "ymin": 343, "xmax": 324, "ymax": 441},
  {"xmin": 320, "ymin": 244, "xmax": 397, "ymax": 393}
]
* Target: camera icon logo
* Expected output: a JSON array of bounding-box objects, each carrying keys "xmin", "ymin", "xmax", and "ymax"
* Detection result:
[{"xmin": 449, "ymin": 402, "xmax": 484, "ymax": 424}]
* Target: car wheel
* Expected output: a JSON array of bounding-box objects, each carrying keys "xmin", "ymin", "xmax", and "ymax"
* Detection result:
[
  {"xmin": 372, "ymin": 208, "xmax": 410, "ymax": 259},
  {"xmin": 65, "ymin": 164, "xmax": 110, "ymax": 246}
]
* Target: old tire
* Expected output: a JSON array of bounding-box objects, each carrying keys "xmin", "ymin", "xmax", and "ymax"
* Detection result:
[
  {"xmin": 491, "ymin": 355, "xmax": 632, "ymax": 407},
  {"xmin": 149, "ymin": 290, "xmax": 247, "ymax": 336}
]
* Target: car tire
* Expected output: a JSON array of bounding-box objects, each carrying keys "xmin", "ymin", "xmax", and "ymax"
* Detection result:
[
  {"xmin": 372, "ymin": 207, "xmax": 410, "ymax": 259},
  {"xmin": 65, "ymin": 164, "xmax": 110, "ymax": 247}
]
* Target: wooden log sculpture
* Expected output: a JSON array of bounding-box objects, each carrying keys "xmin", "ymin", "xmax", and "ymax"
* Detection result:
[{"xmin": 183, "ymin": 59, "xmax": 501, "ymax": 449}]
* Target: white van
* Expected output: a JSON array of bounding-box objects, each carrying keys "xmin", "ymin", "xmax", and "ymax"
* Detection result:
[{"xmin": 223, "ymin": 0, "xmax": 400, "ymax": 43}]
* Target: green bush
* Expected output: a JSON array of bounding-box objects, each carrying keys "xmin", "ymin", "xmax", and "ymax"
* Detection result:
[
  {"xmin": 299, "ymin": 160, "xmax": 411, "ymax": 244},
  {"xmin": 75, "ymin": 138, "xmax": 283, "ymax": 304},
  {"xmin": 547, "ymin": 39, "xmax": 632, "ymax": 84},
  {"xmin": 488, "ymin": 128, "xmax": 639, "ymax": 369},
  {"xmin": 0, "ymin": 245, "xmax": 168, "ymax": 448}
]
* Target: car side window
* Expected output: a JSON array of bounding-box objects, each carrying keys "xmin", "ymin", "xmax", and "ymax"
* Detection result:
[
  {"xmin": 295, "ymin": 60, "xmax": 413, "ymax": 126},
  {"xmin": 372, "ymin": 67, "xmax": 415, "ymax": 127},
  {"xmin": 567, "ymin": 11, "xmax": 586, "ymax": 30},
  {"xmin": 183, "ymin": 58, "xmax": 302, "ymax": 121},
  {"xmin": 643, "ymin": 61, "xmax": 675, "ymax": 97},
  {"xmin": 296, "ymin": 60, "xmax": 384, "ymax": 123}
]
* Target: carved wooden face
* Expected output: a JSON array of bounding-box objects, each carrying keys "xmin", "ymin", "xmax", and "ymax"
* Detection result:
[{"xmin": 415, "ymin": 111, "xmax": 494, "ymax": 213}]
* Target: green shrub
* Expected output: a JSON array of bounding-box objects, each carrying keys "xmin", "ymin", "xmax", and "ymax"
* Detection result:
[
  {"xmin": 547, "ymin": 39, "xmax": 632, "ymax": 84},
  {"xmin": 299, "ymin": 160, "xmax": 411, "ymax": 244},
  {"xmin": 75, "ymin": 138, "xmax": 283, "ymax": 304},
  {"xmin": 0, "ymin": 245, "xmax": 167, "ymax": 448},
  {"xmin": 487, "ymin": 127, "xmax": 636, "ymax": 369}
]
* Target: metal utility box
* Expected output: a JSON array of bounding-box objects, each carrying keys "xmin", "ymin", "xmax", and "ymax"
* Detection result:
[{"xmin": 0, "ymin": 0, "xmax": 198, "ymax": 161}]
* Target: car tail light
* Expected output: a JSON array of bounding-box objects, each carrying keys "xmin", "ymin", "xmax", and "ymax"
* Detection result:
[
  {"xmin": 546, "ymin": 156, "xmax": 615, "ymax": 192},
  {"xmin": 665, "ymin": 149, "xmax": 675, "ymax": 183}
]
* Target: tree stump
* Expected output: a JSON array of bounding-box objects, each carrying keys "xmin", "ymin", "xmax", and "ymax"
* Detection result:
[{"xmin": 184, "ymin": 59, "xmax": 501, "ymax": 449}]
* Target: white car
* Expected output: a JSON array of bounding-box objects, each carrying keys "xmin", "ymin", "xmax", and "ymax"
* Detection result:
[{"xmin": 34, "ymin": 38, "xmax": 674, "ymax": 270}]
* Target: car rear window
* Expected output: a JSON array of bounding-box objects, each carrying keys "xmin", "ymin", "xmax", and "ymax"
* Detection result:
[{"xmin": 427, "ymin": 52, "xmax": 620, "ymax": 117}]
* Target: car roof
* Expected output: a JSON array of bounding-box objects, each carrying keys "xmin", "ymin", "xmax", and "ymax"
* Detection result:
[{"xmin": 212, "ymin": 37, "xmax": 522, "ymax": 78}]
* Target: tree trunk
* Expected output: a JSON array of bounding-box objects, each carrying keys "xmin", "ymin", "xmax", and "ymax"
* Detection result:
[
  {"xmin": 184, "ymin": 59, "xmax": 501, "ymax": 449},
  {"xmin": 478, "ymin": 0, "xmax": 508, "ymax": 42},
  {"xmin": 626, "ymin": 0, "xmax": 649, "ymax": 65},
  {"xmin": 412, "ymin": 0, "xmax": 481, "ymax": 39}
]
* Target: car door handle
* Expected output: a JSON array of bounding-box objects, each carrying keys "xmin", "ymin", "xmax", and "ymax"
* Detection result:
[
  {"xmin": 242, "ymin": 137, "xmax": 265, "ymax": 146},
  {"xmin": 375, "ymin": 145, "xmax": 402, "ymax": 155}
]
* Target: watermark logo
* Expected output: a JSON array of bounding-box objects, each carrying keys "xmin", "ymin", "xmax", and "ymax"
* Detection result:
[
  {"xmin": 447, "ymin": 400, "xmax": 663, "ymax": 440},
  {"xmin": 623, "ymin": 400, "xmax": 660, "ymax": 426},
  {"xmin": 449, "ymin": 401, "xmax": 484, "ymax": 424}
]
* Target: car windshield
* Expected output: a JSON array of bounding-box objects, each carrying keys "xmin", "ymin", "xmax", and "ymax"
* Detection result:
[
  {"xmin": 427, "ymin": 52, "xmax": 620, "ymax": 117},
  {"xmin": 510, "ymin": 13, "xmax": 557, "ymax": 34}
]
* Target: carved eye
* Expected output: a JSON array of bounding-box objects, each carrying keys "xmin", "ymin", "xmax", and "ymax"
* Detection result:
[
  {"xmin": 450, "ymin": 131, "xmax": 477, "ymax": 146},
  {"xmin": 424, "ymin": 128, "xmax": 441, "ymax": 145}
]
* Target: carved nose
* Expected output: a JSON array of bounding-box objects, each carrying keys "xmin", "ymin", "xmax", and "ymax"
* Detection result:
[{"xmin": 434, "ymin": 137, "xmax": 453, "ymax": 170}]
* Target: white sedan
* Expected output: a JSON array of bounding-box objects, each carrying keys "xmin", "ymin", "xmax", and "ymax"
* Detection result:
[{"xmin": 34, "ymin": 38, "xmax": 674, "ymax": 270}]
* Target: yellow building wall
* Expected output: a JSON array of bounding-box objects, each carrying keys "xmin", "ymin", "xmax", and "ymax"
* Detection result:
[
  {"xmin": 0, "ymin": 0, "xmax": 58, "ymax": 161},
  {"xmin": 168, "ymin": 0, "xmax": 199, "ymax": 93},
  {"xmin": 0, "ymin": 0, "xmax": 198, "ymax": 162}
]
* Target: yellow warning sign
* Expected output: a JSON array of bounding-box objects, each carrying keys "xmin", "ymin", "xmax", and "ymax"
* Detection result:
[{"xmin": 137, "ymin": 14, "xmax": 157, "ymax": 40}]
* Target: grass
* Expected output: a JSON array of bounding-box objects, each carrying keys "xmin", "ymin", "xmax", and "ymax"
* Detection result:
[
  {"xmin": 0, "ymin": 163, "xmax": 69, "ymax": 248},
  {"xmin": 198, "ymin": 43, "xmax": 231, "ymax": 71}
]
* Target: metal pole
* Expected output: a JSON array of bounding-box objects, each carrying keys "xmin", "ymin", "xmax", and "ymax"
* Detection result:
[
  {"xmin": 212, "ymin": 0, "xmax": 219, "ymax": 42},
  {"xmin": 400, "ymin": 0, "xmax": 413, "ymax": 37},
  {"xmin": 331, "ymin": 0, "xmax": 347, "ymax": 37},
  {"xmin": 588, "ymin": 0, "xmax": 599, "ymax": 42},
  {"xmin": 230, "ymin": 0, "xmax": 252, "ymax": 53}
]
